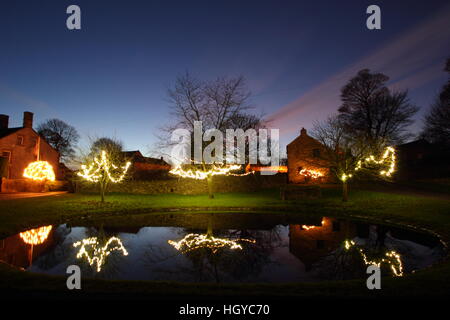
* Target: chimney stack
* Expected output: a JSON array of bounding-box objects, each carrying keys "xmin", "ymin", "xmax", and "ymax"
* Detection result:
[
  {"xmin": 300, "ymin": 127, "xmax": 307, "ymax": 136},
  {"xmin": 23, "ymin": 111, "xmax": 33, "ymax": 128},
  {"xmin": 0, "ymin": 114, "xmax": 8, "ymax": 129}
]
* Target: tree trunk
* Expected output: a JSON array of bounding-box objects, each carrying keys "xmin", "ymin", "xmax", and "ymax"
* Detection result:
[
  {"xmin": 342, "ymin": 181, "xmax": 348, "ymax": 202},
  {"xmin": 207, "ymin": 175, "xmax": 214, "ymax": 199},
  {"xmin": 100, "ymin": 183, "xmax": 105, "ymax": 203}
]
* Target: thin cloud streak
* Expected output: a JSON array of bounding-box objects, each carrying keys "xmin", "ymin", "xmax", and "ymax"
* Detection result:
[{"xmin": 267, "ymin": 4, "xmax": 450, "ymax": 137}]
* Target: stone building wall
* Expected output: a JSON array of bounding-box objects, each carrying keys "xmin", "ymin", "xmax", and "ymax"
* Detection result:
[
  {"xmin": 0, "ymin": 112, "xmax": 60, "ymax": 180},
  {"xmin": 286, "ymin": 128, "xmax": 334, "ymax": 184}
]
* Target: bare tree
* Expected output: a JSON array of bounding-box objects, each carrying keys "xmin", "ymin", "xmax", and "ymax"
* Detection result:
[
  {"xmin": 37, "ymin": 118, "xmax": 79, "ymax": 162},
  {"xmin": 421, "ymin": 58, "xmax": 450, "ymax": 146},
  {"xmin": 166, "ymin": 72, "xmax": 256, "ymax": 133},
  {"xmin": 338, "ymin": 69, "xmax": 418, "ymax": 153},
  {"xmin": 312, "ymin": 115, "xmax": 369, "ymax": 201},
  {"xmin": 162, "ymin": 72, "xmax": 264, "ymax": 199},
  {"xmin": 90, "ymin": 137, "xmax": 124, "ymax": 161}
]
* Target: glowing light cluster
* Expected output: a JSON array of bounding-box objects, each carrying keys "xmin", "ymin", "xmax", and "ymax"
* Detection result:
[
  {"xmin": 73, "ymin": 236, "xmax": 128, "ymax": 272},
  {"xmin": 23, "ymin": 161, "xmax": 56, "ymax": 181},
  {"xmin": 355, "ymin": 146, "xmax": 396, "ymax": 177},
  {"xmin": 77, "ymin": 150, "xmax": 131, "ymax": 183},
  {"xmin": 19, "ymin": 225, "xmax": 53, "ymax": 245},
  {"xmin": 341, "ymin": 173, "xmax": 353, "ymax": 182},
  {"xmin": 299, "ymin": 168, "xmax": 324, "ymax": 179},
  {"xmin": 168, "ymin": 233, "xmax": 256, "ymax": 253},
  {"xmin": 169, "ymin": 164, "xmax": 250, "ymax": 180},
  {"xmin": 344, "ymin": 240, "xmax": 403, "ymax": 277},
  {"xmin": 340, "ymin": 146, "xmax": 396, "ymax": 182},
  {"xmin": 302, "ymin": 218, "xmax": 325, "ymax": 230}
]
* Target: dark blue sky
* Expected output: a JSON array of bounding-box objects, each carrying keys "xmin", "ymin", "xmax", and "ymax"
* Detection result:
[{"xmin": 1, "ymin": 0, "xmax": 449, "ymax": 156}]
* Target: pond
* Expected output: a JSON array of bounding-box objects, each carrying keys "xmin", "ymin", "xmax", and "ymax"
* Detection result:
[{"xmin": 0, "ymin": 213, "xmax": 445, "ymax": 283}]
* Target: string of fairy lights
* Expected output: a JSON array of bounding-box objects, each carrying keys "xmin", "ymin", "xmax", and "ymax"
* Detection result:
[
  {"xmin": 169, "ymin": 164, "xmax": 253, "ymax": 180},
  {"xmin": 168, "ymin": 233, "xmax": 256, "ymax": 253},
  {"xmin": 342, "ymin": 146, "xmax": 396, "ymax": 182},
  {"xmin": 77, "ymin": 150, "xmax": 131, "ymax": 183},
  {"xmin": 73, "ymin": 236, "xmax": 129, "ymax": 272},
  {"xmin": 344, "ymin": 240, "xmax": 403, "ymax": 277}
]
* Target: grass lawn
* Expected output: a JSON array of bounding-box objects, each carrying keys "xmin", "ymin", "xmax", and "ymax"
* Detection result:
[{"xmin": 0, "ymin": 187, "xmax": 449, "ymax": 300}]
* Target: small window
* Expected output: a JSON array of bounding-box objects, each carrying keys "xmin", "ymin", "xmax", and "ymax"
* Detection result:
[
  {"xmin": 1, "ymin": 151, "xmax": 11, "ymax": 163},
  {"xmin": 312, "ymin": 149, "xmax": 320, "ymax": 158},
  {"xmin": 17, "ymin": 135, "xmax": 24, "ymax": 146}
]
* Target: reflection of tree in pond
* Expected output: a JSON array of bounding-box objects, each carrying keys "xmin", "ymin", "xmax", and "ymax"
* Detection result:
[
  {"xmin": 29, "ymin": 225, "xmax": 73, "ymax": 270},
  {"xmin": 313, "ymin": 239, "xmax": 403, "ymax": 280},
  {"xmin": 145, "ymin": 216, "xmax": 284, "ymax": 282},
  {"xmin": 73, "ymin": 226, "xmax": 128, "ymax": 279}
]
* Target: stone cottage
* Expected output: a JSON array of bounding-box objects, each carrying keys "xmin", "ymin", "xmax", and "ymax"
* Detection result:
[
  {"xmin": 122, "ymin": 150, "xmax": 171, "ymax": 180},
  {"xmin": 0, "ymin": 112, "xmax": 60, "ymax": 191},
  {"xmin": 286, "ymin": 128, "xmax": 334, "ymax": 184}
]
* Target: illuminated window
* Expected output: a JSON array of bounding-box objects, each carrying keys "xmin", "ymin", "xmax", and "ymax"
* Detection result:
[{"xmin": 312, "ymin": 149, "xmax": 320, "ymax": 158}]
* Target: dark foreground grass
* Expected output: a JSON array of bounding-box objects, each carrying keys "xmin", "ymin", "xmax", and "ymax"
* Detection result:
[{"xmin": 0, "ymin": 187, "xmax": 449, "ymax": 300}]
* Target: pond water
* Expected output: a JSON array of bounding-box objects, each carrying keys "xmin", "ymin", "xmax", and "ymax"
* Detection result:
[{"xmin": 0, "ymin": 213, "xmax": 445, "ymax": 283}]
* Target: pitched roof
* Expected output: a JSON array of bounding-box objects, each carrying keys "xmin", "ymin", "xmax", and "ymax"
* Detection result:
[
  {"xmin": 122, "ymin": 150, "xmax": 170, "ymax": 166},
  {"xmin": 0, "ymin": 127, "xmax": 23, "ymax": 139}
]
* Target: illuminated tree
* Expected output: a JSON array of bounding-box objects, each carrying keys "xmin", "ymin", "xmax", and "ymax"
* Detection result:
[
  {"xmin": 77, "ymin": 150, "xmax": 131, "ymax": 202},
  {"xmin": 312, "ymin": 115, "xmax": 396, "ymax": 202},
  {"xmin": 169, "ymin": 163, "xmax": 248, "ymax": 199}
]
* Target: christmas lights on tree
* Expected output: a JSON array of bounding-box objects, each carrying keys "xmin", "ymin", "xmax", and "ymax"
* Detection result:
[
  {"xmin": 77, "ymin": 150, "xmax": 131, "ymax": 202},
  {"xmin": 340, "ymin": 146, "xmax": 396, "ymax": 182},
  {"xmin": 78, "ymin": 150, "xmax": 131, "ymax": 183},
  {"xmin": 344, "ymin": 239, "xmax": 403, "ymax": 277},
  {"xmin": 23, "ymin": 161, "xmax": 56, "ymax": 181},
  {"xmin": 73, "ymin": 236, "xmax": 128, "ymax": 272},
  {"xmin": 168, "ymin": 233, "xmax": 256, "ymax": 254},
  {"xmin": 169, "ymin": 164, "xmax": 251, "ymax": 180}
]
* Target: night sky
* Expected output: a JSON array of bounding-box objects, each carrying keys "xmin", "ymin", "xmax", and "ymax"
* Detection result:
[{"xmin": 1, "ymin": 0, "xmax": 449, "ymax": 156}]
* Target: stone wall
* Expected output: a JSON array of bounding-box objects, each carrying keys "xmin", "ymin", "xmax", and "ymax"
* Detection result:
[
  {"xmin": 0, "ymin": 178, "xmax": 67, "ymax": 193},
  {"xmin": 76, "ymin": 173, "xmax": 287, "ymax": 195}
]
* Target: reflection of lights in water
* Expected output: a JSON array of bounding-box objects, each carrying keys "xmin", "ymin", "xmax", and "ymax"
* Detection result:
[
  {"xmin": 169, "ymin": 164, "xmax": 252, "ymax": 180},
  {"xmin": 73, "ymin": 237, "xmax": 128, "ymax": 272},
  {"xmin": 23, "ymin": 161, "xmax": 56, "ymax": 181},
  {"xmin": 302, "ymin": 218, "xmax": 325, "ymax": 230},
  {"xmin": 344, "ymin": 240, "xmax": 403, "ymax": 277},
  {"xmin": 168, "ymin": 233, "xmax": 256, "ymax": 253},
  {"xmin": 19, "ymin": 225, "xmax": 53, "ymax": 245}
]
